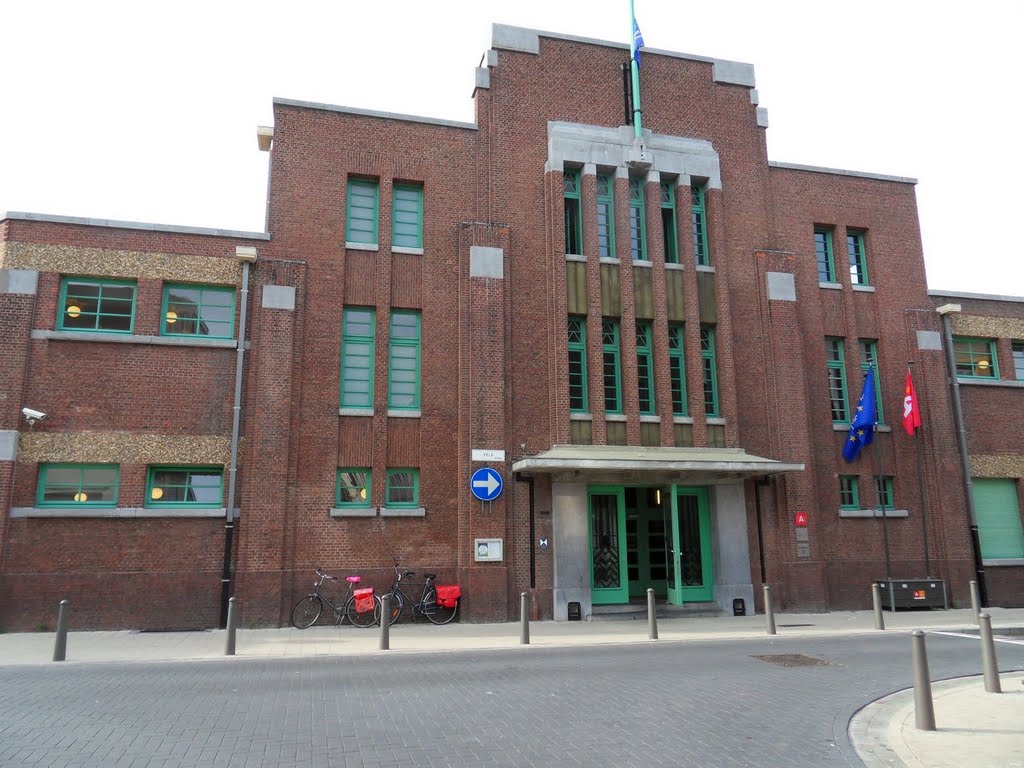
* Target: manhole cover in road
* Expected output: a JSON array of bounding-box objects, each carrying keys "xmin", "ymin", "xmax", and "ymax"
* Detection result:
[{"xmin": 752, "ymin": 654, "xmax": 832, "ymax": 667}]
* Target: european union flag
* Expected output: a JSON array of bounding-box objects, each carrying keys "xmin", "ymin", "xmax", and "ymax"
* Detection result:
[
  {"xmin": 843, "ymin": 367, "xmax": 877, "ymax": 462},
  {"xmin": 631, "ymin": 19, "xmax": 645, "ymax": 65}
]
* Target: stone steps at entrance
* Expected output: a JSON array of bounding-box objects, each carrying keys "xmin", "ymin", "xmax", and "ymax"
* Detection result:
[{"xmin": 588, "ymin": 601, "xmax": 724, "ymax": 622}]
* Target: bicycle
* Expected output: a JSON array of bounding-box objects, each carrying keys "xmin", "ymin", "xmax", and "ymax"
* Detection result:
[
  {"xmin": 290, "ymin": 569, "xmax": 382, "ymax": 629},
  {"xmin": 381, "ymin": 559, "xmax": 460, "ymax": 626}
]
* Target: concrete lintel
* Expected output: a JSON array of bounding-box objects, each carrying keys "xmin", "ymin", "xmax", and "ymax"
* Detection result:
[
  {"xmin": 380, "ymin": 507, "xmax": 426, "ymax": 518},
  {"xmin": 10, "ymin": 507, "xmax": 229, "ymax": 518},
  {"xmin": 262, "ymin": 285, "xmax": 295, "ymax": 310},
  {"xmin": 0, "ymin": 268, "xmax": 39, "ymax": 294},
  {"xmin": 31, "ymin": 330, "xmax": 237, "ymax": 348},
  {"xmin": 838, "ymin": 508, "xmax": 910, "ymax": 519},
  {"xmin": 330, "ymin": 507, "xmax": 377, "ymax": 518}
]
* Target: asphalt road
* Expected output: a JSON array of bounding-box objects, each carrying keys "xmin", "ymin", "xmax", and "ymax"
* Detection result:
[{"xmin": 2, "ymin": 632, "xmax": 1022, "ymax": 768}]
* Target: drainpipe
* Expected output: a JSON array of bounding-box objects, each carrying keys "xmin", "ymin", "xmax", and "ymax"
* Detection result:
[
  {"xmin": 937, "ymin": 303, "xmax": 987, "ymax": 607},
  {"xmin": 219, "ymin": 245, "xmax": 257, "ymax": 627},
  {"xmin": 514, "ymin": 472, "xmax": 536, "ymax": 589},
  {"xmin": 754, "ymin": 476, "xmax": 770, "ymax": 585}
]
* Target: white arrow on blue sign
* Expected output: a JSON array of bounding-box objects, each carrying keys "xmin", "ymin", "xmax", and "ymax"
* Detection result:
[{"xmin": 470, "ymin": 467, "xmax": 503, "ymax": 501}]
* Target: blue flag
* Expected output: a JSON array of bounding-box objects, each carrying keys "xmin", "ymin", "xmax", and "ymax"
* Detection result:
[
  {"xmin": 842, "ymin": 368, "xmax": 877, "ymax": 462},
  {"xmin": 631, "ymin": 19, "xmax": 645, "ymax": 64}
]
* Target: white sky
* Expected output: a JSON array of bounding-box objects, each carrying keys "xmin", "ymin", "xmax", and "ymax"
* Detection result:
[{"xmin": 1, "ymin": 1, "xmax": 1020, "ymax": 295}]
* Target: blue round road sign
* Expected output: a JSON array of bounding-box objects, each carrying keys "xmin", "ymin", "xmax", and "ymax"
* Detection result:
[{"xmin": 470, "ymin": 467, "xmax": 503, "ymax": 501}]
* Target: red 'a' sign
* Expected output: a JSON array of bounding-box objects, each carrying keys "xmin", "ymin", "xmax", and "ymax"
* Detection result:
[{"xmin": 794, "ymin": 511, "xmax": 808, "ymax": 527}]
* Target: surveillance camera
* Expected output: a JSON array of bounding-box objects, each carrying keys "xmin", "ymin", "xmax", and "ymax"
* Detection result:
[{"xmin": 22, "ymin": 407, "xmax": 46, "ymax": 422}]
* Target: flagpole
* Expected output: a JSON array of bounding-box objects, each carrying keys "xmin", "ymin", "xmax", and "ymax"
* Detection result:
[
  {"xmin": 629, "ymin": 0, "xmax": 643, "ymax": 140},
  {"xmin": 909, "ymin": 361, "xmax": 932, "ymax": 576},
  {"xmin": 871, "ymin": 365, "xmax": 893, "ymax": 580}
]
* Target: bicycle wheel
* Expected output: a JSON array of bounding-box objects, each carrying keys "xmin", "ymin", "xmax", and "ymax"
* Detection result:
[
  {"xmin": 382, "ymin": 589, "xmax": 405, "ymax": 626},
  {"xmin": 424, "ymin": 586, "xmax": 459, "ymax": 625},
  {"xmin": 345, "ymin": 594, "xmax": 381, "ymax": 628},
  {"xmin": 290, "ymin": 595, "xmax": 323, "ymax": 629}
]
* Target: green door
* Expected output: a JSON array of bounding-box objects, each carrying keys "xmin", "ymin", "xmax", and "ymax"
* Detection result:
[
  {"xmin": 666, "ymin": 486, "xmax": 713, "ymax": 604},
  {"xmin": 589, "ymin": 486, "xmax": 629, "ymax": 604}
]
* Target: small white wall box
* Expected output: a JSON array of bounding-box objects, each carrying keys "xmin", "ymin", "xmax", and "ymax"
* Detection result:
[{"xmin": 474, "ymin": 538, "xmax": 504, "ymax": 562}]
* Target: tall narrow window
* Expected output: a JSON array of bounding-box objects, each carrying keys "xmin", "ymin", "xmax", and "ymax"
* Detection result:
[
  {"xmin": 597, "ymin": 174, "xmax": 615, "ymax": 258},
  {"xmin": 58, "ymin": 277, "xmax": 136, "ymax": 333},
  {"xmin": 161, "ymin": 284, "xmax": 235, "ymax": 339},
  {"xmin": 388, "ymin": 311, "xmax": 421, "ymax": 409},
  {"xmin": 953, "ymin": 337, "xmax": 997, "ymax": 378},
  {"xmin": 858, "ymin": 339, "xmax": 884, "ymax": 423},
  {"xmin": 692, "ymin": 183, "xmax": 709, "ymax": 266},
  {"xmin": 341, "ymin": 308, "xmax": 376, "ymax": 409},
  {"xmin": 814, "ymin": 228, "xmax": 835, "ymax": 283},
  {"xmin": 661, "ymin": 183, "xmax": 679, "ymax": 264},
  {"xmin": 629, "ymin": 178, "xmax": 647, "ymax": 261},
  {"xmin": 826, "ymin": 337, "xmax": 848, "ymax": 424},
  {"xmin": 636, "ymin": 323, "xmax": 654, "ymax": 414},
  {"xmin": 346, "ymin": 179, "xmax": 379, "ymax": 245},
  {"xmin": 386, "ymin": 468, "xmax": 419, "ymax": 508},
  {"xmin": 839, "ymin": 476, "xmax": 859, "ymax": 510},
  {"xmin": 392, "ymin": 185, "xmax": 423, "ymax": 249},
  {"xmin": 37, "ymin": 464, "xmax": 119, "ymax": 508},
  {"xmin": 847, "ymin": 229, "xmax": 869, "ymax": 285},
  {"xmin": 874, "ymin": 476, "xmax": 894, "ymax": 509},
  {"xmin": 1013, "ymin": 341, "xmax": 1024, "ymax": 380},
  {"xmin": 669, "ymin": 324, "xmax": 688, "ymax": 416},
  {"xmin": 602, "ymin": 319, "xmax": 622, "ymax": 414},
  {"xmin": 564, "ymin": 169, "xmax": 582, "ymax": 255},
  {"xmin": 700, "ymin": 325, "xmax": 719, "ymax": 416},
  {"xmin": 568, "ymin": 317, "xmax": 588, "ymax": 412}
]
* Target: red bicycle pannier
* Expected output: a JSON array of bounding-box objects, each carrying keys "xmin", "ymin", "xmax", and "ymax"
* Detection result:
[
  {"xmin": 436, "ymin": 585, "xmax": 461, "ymax": 608},
  {"xmin": 353, "ymin": 587, "xmax": 375, "ymax": 613}
]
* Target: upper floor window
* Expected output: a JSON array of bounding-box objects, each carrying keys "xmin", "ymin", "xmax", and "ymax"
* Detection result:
[
  {"xmin": 629, "ymin": 178, "xmax": 647, "ymax": 261},
  {"xmin": 337, "ymin": 468, "xmax": 371, "ymax": 508},
  {"xmin": 826, "ymin": 337, "xmax": 849, "ymax": 423},
  {"xmin": 692, "ymin": 184, "xmax": 709, "ymax": 266},
  {"xmin": 1012, "ymin": 341, "xmax": 1024, "ymax": 380},
  {"xmin": 839, "ymin": 476, "xmax": 859, "ymax": 510},
  {"xmin": 874, "ymin": 475, "xmax": 894, "ymax": 509},
  {"xmin": 847, "ymin": 229, "xmax": 869, "ymax": 285},
  {"xmin": 58, "ymin": 277, "xmax": 136, "ymax": 333},
  {"xmin": 386, "ymin": 468, "xmax": 419, "ymax": 508},
  {"xmin": 341, "ymin": 308, "xmax": 376, "ymax": 409},
  {"xmin": 669, "ymin": 324, "xmax": 688, "ymax": 416},
  {"xmin": 700, "ymin": 325, "xmax": 719, "ymax": 416},
  {"xmin": 602, "ymin": 319, "xmax": 622, "ymax": 414},
  {"xmin": 146, "ymin": 466, "xmax": 223, "ymax": 507},
  {"xmin": 392, "ymin": 185, "xmax": 423, "ymax": 249},
  {"xmin": 814, "ymin": 228, "xmax": 835, "ymax": 283},
  {"xmin": 388, "ymin": 311, "xmax": 421, "ymax": 409},
  {"xmin": 597, "ymin": 174, "xmax": 616, "ymax": 258},
  {"xmin": 661, "ymin": 183, "xmax": 679, "ymax": 264},
  {"xmin": 161, "ymin": 284, "xmax": 235, "ymax": 339},
  {"xmin": 858, "ymin": 339, "xmax": 884, "ymax": 423},
  {"xmin": 37, "ymin": 463, "xmax": 119, "ymax": 508},
  {"xmin": 564, "ymin": 169, "xmax": 582, "ymax": 256},
  {"xmin": 568, "ymin": 317, "xmax": 588, "ymax": 412},
  {"xmin": 346, "ymin": 179, "xmax": 379, "ymax": 245},
  {"xmin": 953, "ymin": 337, "xmax": 997, "ymax": 378},
  {"xmin": 636, "ymin": 323, "xmax": 655, "ymax": 415}
]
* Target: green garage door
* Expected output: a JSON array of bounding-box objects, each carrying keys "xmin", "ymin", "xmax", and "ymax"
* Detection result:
[{"xmin": 972, "ymin": 478, "xmax": 1024, "ymax": 559}]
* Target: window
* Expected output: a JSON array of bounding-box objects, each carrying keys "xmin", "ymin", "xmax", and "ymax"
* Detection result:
[
  {"xmin": 564, "ymin": 169, "xmax": 582, "ymax": 255},
  {"xmin": 597, "ymin": 174, "xmax": 615, "ymax": 258},
  {"xmin": 847, "ymin": 230, "xmax": 869, "ymax": 285},
  {"xmin": 669, "ymin": 324, "xmax": 688, "ymax": 416},
  {"xmin": 826, "ymin": 337, "xmax": 849, "ymax": 423},
  {"xmin": 568, "ymin": 317, "xmax": 588, "ymax": 412},
  {"xmin": 839, "ymin": 476, "xmax": 859, "ymax": 509},
  {"xmin": 629, "ymin": 178, "xmax": 647, "ymax": 261},
  {"xmin": 386, "ymin": 468, "xmax": 419, "ymax": 508},
  {"xmin": 1014, "ymin": 342, "xmax": 1024, "ymax": 380},
  {"xmin": 953, "ymin": 337, "xmax": 997, "ymax": 378},
  {"xmin": 661, "ymin": 183, "xmax": 678, "ymax": 264},
  {"xmin": 388, "ymin": 311, "xmax": 421, "ymax": 409},
  {"xmin": 700, "ymin": 325, "xmax": 719, "ymax": 416},
  {"xmin": 37, "ymin": 464, "xmax": 119, "ymax": 508},
  {"xmin": 346, "ymin": 179, "xmax": 378, "ymax": 245},
  {"xmin": 814, "ymin": 228, "xmax": 835, "ymax": 283},
  {"xmin": 161, "ymin": 284, "xmax": 234, "ymax": 338},
  {"xmin": 146, "ymin": 467, "xmax": 223, "ymax": 507},
  {"xmin": 341, "ymin": 308, "xmax": 375, "ymax": 409},
  {"xmin": 602, "ymin": 319, "xmax": 622, "ymax": 414},
  {"xmin": 337, "ymin": 469, "xmax": 371, "ymax": 508},
  {"xmin": 858, "ymin": 339, "xmax": 884, "ymax": 423},
  {"xmin": 692, "ymin": 184, "xmax": 709, "ymax": 266},
  {"xmin": 873, "ymin": 476, "xmax": 894, "ymax": 509},
  {"xmin": 972, "ymin": 478, "xmax": 1024, "ymax": 559},
  {"xmin": 636, "ymin": 323, "xmax": 654, "ymax": 415},
  {"xmin": 58, "ymin": 277, "xmax": 136, "ymax": 333},
  {"xmin": 392, "ymin": 185, "xmax": 423, "ymax": 249}
]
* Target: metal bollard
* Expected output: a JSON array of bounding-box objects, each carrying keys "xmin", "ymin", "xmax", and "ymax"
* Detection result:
[
  {"xmin": 912, "ymin": 630, "xmax": 936, "ymax": 730},
  {"xmin": 970, "ymin": 580, "xmax": 981, "ymax": 625},
  {"xmin": 979, "ymin": 613, "xmax": 1001, "ymax": 693},
  {"xmin": 225, "ymin": 597, "xmax": 238, "ymax": 656},
  {"xmin": 647, "ymin": 588, "xmax": 658, "ymax": 640},
  {"xmin": 379, "ymin": 594, "xmax": 390, "ymax": 651},
  {"xmin": 763, "ymin": 585, "xmax": 777, "ymax": 636},
  {"xmin": 52, "ymin": 599, "xmax": 69, "ymax": 662},
  {"xmin": 520, "ymin": 592, "xmax": 530, "ymax": 645},
  {"xmin": 872, "ymin": 582, "xmax": 885, "ymax": 630}
]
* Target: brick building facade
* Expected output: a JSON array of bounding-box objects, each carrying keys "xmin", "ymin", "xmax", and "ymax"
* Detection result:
[{"xmin": 1, "ymin": 25, "xmax": 1021, "ymax": 630}]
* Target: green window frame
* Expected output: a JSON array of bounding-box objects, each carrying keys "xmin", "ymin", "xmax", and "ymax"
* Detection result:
[
  {"xmin": 873, "ymin": 476, "xmax": 894, "ymax": 509},
  {"xmin": 700, "ymin": 325, "xmax": 719, "ymax": 417},
  {"xmin": 826, "ymin": 337, "xmax": 849, "ymax": 424},
  {"xmin": 636, "ymin": 323, "xmax": 655, "ymax": 414},
  {"xmin": 629, "ymin": 177, "xmax": 647, "ymax": 261},
  {"xmin": 161, "ymin": 284, "xmax": 235, "ymax": 339},
  {"xmin": 386, "ymin": 468, "xmax": 419, "ymax": 508},
  {"xmin": 669, "ymin": 324, "xmax": 688, "ymax": 416},
  {"xmin": 340, "ymin": 308, "xmax": 376, "ymax": 409},
  {"xmin": 37, "ymin": 463, "xmax": 119, "ymax": 508},
  {"xmin": 146, "ymin": 466, "xmax": 224, "ymax": 507},
  {"xmin": 847, "ymin": 230, "xmax": 869, "ymax": 286},
  {"xmin": 388, "ymin": 311, "xmax": 421, "ymax": 409},
  {"xmin": 337, "ymin": 468, "xmax": 371, "ymax": 508},
  {"xmin": 564, "ymin": 168, "xmax": 583, "ymax": 255},
  {"xmin": 1013, "ymin": 342, "xmax": 1024, "ymax": 381},
  {"xmin": 392, "ymin": 184, "xmax": 423, "ymax": 249},
  {"xmin": 839, "ymin": 476, "xmax": 859, "ymax": 510},
  {"xmin": 692, "ymin": 184, "xmax": 709, "ymax": 266},
  {"xmin": 58, "ymin": 277, "xmax": 136, "ymax": 333},
  {"xmin": 660, "ymin": 183, "xmax": 679, "ymax": 264},
  {"xmin": 597, "ymin": 174, "xmax": 616, "ymax": 258},
  {"xmin": 602, "ymin": 319, "xmax": 622, "ymax": 414},
  {"xmin": 973, "ymin": 478, "xmax": 1024, "ymax": 559},
  {"xmin": 953, "ymin": 337, "xmax": 998, "ymax": 378},
  {"xmin": 346, "ymin": 179, "xmax": 379, "ymax": 245},
  {"xmin": 858, "ymin": 339, "xmax": 884, "ymax": 423},
  {"xmin": 814, "ymin": 228, "xmax": 835, "ymax": 283},
  {"xmin": 568, "ymin": 317, "xmax": 588, "ymax": 412}
]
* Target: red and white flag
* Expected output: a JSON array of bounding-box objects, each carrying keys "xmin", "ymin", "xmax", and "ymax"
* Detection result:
[{"xmin": 903, "ymin": 369, "xmax": 922, "ymax": 435}]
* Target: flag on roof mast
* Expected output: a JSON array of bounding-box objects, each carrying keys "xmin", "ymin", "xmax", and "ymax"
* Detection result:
[
  {"xmin": 631, "ymin": 18, "xmax": 645, "ymax": 64},
  {"xmin": 902, "ymin": 368, "xmax": 922, "ymax": 435},
  {"xmin": 842, "ymin": 367, "xmax": 877, "ymax": 462}
]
